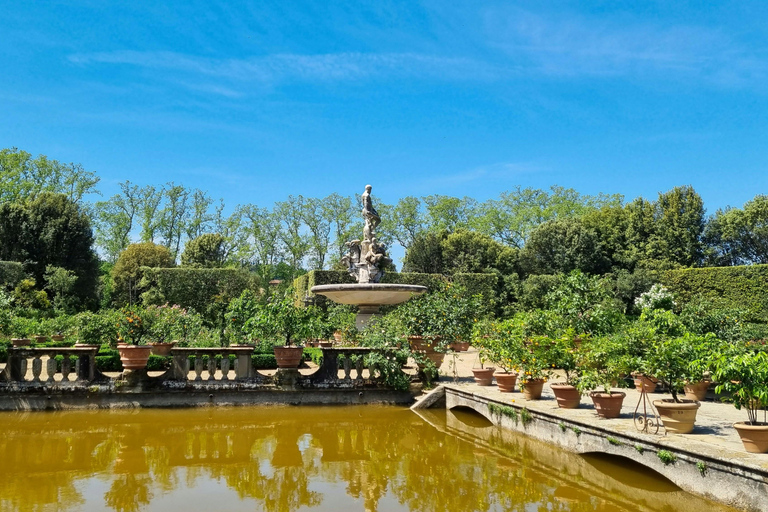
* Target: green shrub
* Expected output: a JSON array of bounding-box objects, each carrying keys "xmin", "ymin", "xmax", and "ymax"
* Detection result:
[
  {"xmin": 0, "ymin": 261, "xmax": 25, "ymax": 291},
  {"xmin": 662, "ymin": 265, "xmax": 768, "ymax": 322}
]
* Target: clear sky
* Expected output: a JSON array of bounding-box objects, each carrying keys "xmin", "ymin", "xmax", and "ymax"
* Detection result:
[{"xmin": 2, "ymin": 1, "xmax": 767, "ymax": 214}]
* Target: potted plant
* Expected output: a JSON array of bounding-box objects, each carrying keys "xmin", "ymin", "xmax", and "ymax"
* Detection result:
[
  {"xmin": 325, "ymin": 304, "xmax": 356, "ymax": 346},
  {"xmin": 518, "ymin": 336, "xmax": 551, "ymax": 400},
  {"xmin": 642, "ymin": 333, "xmax": 703, "ymax": 434},
  {"xmin": 577, "ymin": 334, "xmax": 629, "ymax": 418},
  {"xmin": 247, "ymin": 292, "xmax": 315, "ymax": 369},
  {"xmin": 683, "ymin": 333, "xmax": 717, "ymax": 401},
  {"xmin": 115, "ymin": 307, "xmax": 152, "ymax": 370},
  {"xmin": 548, "ymin": 331, "xmax": 583, "ymax": 409},
  {"xmin": 713, "ymin": 345, "xmax": 768, "ymax": 453},
  {"xmin": 473, "ymin": 318, "xmax": 521, "ymax": 392}
]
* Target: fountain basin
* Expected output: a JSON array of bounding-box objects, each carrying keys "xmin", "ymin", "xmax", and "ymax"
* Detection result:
[{"xmin": 311, "ymin": 283, "xmax": 427, "ymax": 329}]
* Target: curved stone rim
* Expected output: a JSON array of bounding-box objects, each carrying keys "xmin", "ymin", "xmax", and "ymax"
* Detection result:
[{"xmin": 311, "ymin": 283, "xmax": 427, "ymax": 293}]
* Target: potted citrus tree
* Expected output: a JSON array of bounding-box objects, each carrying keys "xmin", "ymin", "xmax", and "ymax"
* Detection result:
[
  {"xmin": 547, "ymin": 330, "xmax": 583, "ymax": 409},
  {"xmin": 577, "ymin": 334, "xmax": 629, "ymax": 418},
  {"xmin": 473, "ymin": 318, "xmax": 523, "ymax": 392},
  {"xmin": 713, "ymin": 345, "xmax": 768, "ymax": 453},
  {"xmin": 247, "ymin": 292, "xmax": 316, "ymax": 369},
  {"xmin": 642, "ymin": 333, "xmax": 704, "ymax": 434},
  {"xmin": 116, "ymin": 306, "xmax": 152, "ymax": 370}
]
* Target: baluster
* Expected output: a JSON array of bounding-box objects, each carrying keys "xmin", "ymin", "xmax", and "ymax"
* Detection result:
[
  {"xmin": 369, "ymin": 362, "xmax": 377, "ymax": 381},
  {"xmin": 61, "ymin": 357, "xmax": 71, "ymax": 382},
  {"xmin": 46, "ymin": 358, "xmax": 56, "ymax": 384},
  {"xmin": 31, "ymin": 356, "xmax": 42, "ymax": 383},
  {"xmin": 194, "ymin": 355, "xmax": 204, "ymax": 381},
  {"xmin": 343, "ymin": 353, "xmax": 352, "ymax": 380},
  {"xmin": 75, "ymin": 357, "xmax": 81, "ymax": 381},
  {"xmin": 207, "ymin": 357, "xmax": 217, "ymax": 381},
  {"xmin": 19, "ymin": 358, "xmax": 27, "ymax": 382},
  {"xmin": 355, "ymin": 357, "xmax": 364, "ymax": 381},
  {"xmin": 220, "ymin": 356, "xmax": 230, "ymax": 381}
]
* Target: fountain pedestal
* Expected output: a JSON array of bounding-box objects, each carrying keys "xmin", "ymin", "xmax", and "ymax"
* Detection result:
[{"xmin": 311, "ymin": 283, "xmax": 427, "ymax": 329}]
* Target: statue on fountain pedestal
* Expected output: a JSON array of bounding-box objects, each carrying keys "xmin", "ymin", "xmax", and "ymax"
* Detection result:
[{"xmin": 343, "ymin": 185, "xmax": 390, "ymax": 284}]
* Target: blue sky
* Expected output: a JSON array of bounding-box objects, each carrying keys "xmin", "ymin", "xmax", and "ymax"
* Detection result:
[{"xmin": 2, "ymin": 1, "xmax": 768, "ymax": 214}]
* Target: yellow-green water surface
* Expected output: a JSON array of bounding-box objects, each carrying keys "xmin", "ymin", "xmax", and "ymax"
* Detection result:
[{"xmin": 0, "ymin": 406, "xmax": 735, "ymax": 512}]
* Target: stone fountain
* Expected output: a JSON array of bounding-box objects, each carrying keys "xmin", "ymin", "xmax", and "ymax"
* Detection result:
[{"xmin": 311, "ymin": 185, "xmax": 427, "ymax": 329}]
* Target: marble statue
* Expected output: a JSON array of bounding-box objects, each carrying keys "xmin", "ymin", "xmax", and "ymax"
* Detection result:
[{"xmin": 342, "ymin": 185, "xmax": 391, "ymax": 283}]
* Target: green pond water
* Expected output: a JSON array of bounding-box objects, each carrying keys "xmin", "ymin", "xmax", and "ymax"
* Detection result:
[{"xmin": 0, "ymin": 405, "xmax": 735, "ymax": 512}]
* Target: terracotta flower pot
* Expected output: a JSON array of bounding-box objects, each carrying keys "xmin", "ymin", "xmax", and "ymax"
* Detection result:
[
  {"xmin": 550, "ymin": 383, "xmax": 581, "ymax": 409},
  {"xmin": 274, "ymin": 346, "xmax": 304, "ymax": 369},
  {"xmin": 11, "ymin": 338, "xmax": 31, "ymax": 347},
  {"xmin": 733, "ymin": 422, "xmax": 768, "ymax": 453},
  {"xmin": 318, "ymin": 341, "xmax": 333, "ymax": 348},
  {"xmin": 150, "ymin": 342, "xmax": 175, "ymax": 356},
  {"xmin": 33, "ymin": 335, "xmax": 48, "ymax": 344},
  {"xmin": 633, "ymin": 374, "xmax": 658, "ymax": 393},
  {"xmin": 472, "ymin": 367, "xmax": 496, "ymax": 386},
  {"xmin": 494, "ymin": 372, "xmax": 518, "ymax": 393},
  {"xmin": 521, "ymin": 378, "xmax": 545, "ymax": 400},
  {"xmin": 684, "ymin": 381, "xmax": 710, "ymax": 401},
  {"xmin": 654, "ymin": 399, "xmax": 701, "ymax": 434},
  {"xmin": 451, "ymin": 341, "xmax": 470, "ymax": 352},
  {"xmin": 590, "ymin": 391, "xmax": 626, "ymax": 418},
  {"xmin": 417, "ymin": 351, "xmax": 445, "ymax": 370},
  {"xmin": 51, "ymin": 335, "xmax": 65, "ymax": 342},
  {"xmin": 117, "ymin": 345, "xmax": 152, "ymax": 370},
  {"xmin": 408, "ymin": 335, "xmax": 440, "ymax": 352}
]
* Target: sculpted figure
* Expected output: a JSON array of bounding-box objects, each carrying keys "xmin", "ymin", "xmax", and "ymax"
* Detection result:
[{"xmin": 361, "ymin": 184, "xmax": 380, "ymax": 240}]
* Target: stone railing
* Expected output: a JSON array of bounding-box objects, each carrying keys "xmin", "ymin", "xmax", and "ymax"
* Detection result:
[
  {"xmin": 0, "ymin": 347, "xmax": 100, "ymax": 386},
  {"xmin": 166, "ymin": 347, "xmax": 257, "ymax": 382},
  {"xmin": 308, "ymin": 347, "xmax": 391, "ymax": 387}
]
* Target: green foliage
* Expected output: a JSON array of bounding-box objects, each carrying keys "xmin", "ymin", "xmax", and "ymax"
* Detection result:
[
  {"xmin": 144, "ymin": 304, "xmax": 204, "ymax": 345},
  {"xmin": 657, "ymin": 450, "xmax": 677, "ymax": 465},
  {"xmin": 577, "ymin": 333, "xmax": 635, "ymax": 394},
  {"xmin": 662, "ymin": 265, "xmax": 768, "ymax": 322},
  {"xmin": 225, "ymin": 290, "xmax": 263, "ymax": 344},
  {"xmin": 713, "ymin": 346, "xmax": 768, "ymax": 424},
  {"xmin": 704, "ymin": 194, "xmax": 768, "ymax": 266},
  {"xmin": 180, "ymin": 233, "xmax": 227, "ymax": 268},
  {"xmin": 401, "ymin": 231, "xmax": 447, "ymax": 273},
  {"xmin": 245, "ymin": 291, "xmax": 320, "ymax": 346},
  {"xmin": 519, "ymin": 274, "xmax": 562, "ymax": 311},
  {"xmin": 139, "ymin": 267, "xmax": 256, "ymax": 328},
  {"xmin": 112, "ymin": 243, "xmax": 175, "ymax": 305},
  {"xmin": 642, "ymin": 333, "xmax": 716, "ymax": 402},
  {"xmin": 0, "ymin": 193, "xmax": 100, "ymax": 309},
  {"xmin": 0, "ymin": 148, "xmax": 99, "ymax": 204},
  {"xmin": 697, "ymin": 461, "xmax": 708, "ymax": 476},
  {"xmin": 0, "ymin": 261, "xmax": 25, "ymax": 291},
  {"xmin": 44, "ymin": 265, "xmax": 79, "ymax": 314},
  {"xmin": 606, "ymin": 436, "xmax": 621, "ymax": 446},
  {"xmin": 520, "ymin": 218, "xmax": 610, "ymax": 276},
  {"xmin": 488, "ymin": 402, "xmax": 520, "ymax": 424},
  {"xmin": 635, "ymin": 444, "xmax": 645, "ymax": 454},
  {"xmin": 116, "ymin": 306, "xmax": 149, "ymax": 345},
  {"xmin": 75, "ymin": 310, "xmax": 120, "ymax": 345},
  {"xmin": 13, "ymin": 278, "xmax": 51, "ymax": 311},
  {"xmin": 679, "ymin": 297, "xmax": 745, "ymax": 342},
  {"xmin": 520, "ymin": 407, "xmax": 533, "ymax": 425},
  {"xmin": 472, "ymin": 317, "xmax": 525, "ymax": 373},
  {"xmin": 394, "ymin": 283, "xmax": 481, "ymax": 344},
  {"xmin": 545, "ymin": 270, "xmax": 624, "ymax": 336}
]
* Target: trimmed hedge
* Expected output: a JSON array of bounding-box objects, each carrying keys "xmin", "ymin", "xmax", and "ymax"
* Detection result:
[
  {"xmin": 0, "ymin": 261, "xmax": 25, "ymax": 290},
  {"xmin": 138, "ymin": 267, "xmax": 257, "ymax": 316},
  {"xmin": 662, "ymin": 265, "xmax": 768, "ymax": 322}
]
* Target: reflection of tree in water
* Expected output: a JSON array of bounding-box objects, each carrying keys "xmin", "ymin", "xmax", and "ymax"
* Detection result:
[{"xmin": 104, "ymin": 473, "xmax": 153, "ymax": 512}]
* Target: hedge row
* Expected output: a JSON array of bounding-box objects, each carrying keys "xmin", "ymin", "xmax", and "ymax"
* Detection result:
[
  {"xmin": 0, "ymin": 261, "xmax": 25, "ymax": 290},
  {"xmin": 662, "ymin": 265, "xmax": 768, "ymax": 322},
  {"xmin": 138, "ymin": 267, "xmax": 258, "ymax": 316}
]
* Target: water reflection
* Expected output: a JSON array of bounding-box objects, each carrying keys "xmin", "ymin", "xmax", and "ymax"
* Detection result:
[{"xmin": 0, "ymin": 406, "xmax": 736, "ymax": 512}]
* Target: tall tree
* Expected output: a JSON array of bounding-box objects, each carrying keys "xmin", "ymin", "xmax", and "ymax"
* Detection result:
[
  {"xmin": 651, "ymin": 185, "xmax": 705, "ymax": 267},
  {"xmin": 0, "ymin": 147, "xmax": 100, "ymax": 204},
  {"xmin": 240, "ymin": 204, "xmax": 285, "ymax": 279},
  {"xmin": 274, "ymin": 196, "xmax": 309, "ymax": 278},
  {"xmin": 138, "ymin": 185, "xmax": 164, "ymax": 243},
  {"xmin": 387, "ymin": 196, "xmax": 425, "ymax": 249},
  {"xmin": 94, "ymin": 181, "xmax": 141, "ymax": 263},
  {"xmin": 519, "ymin": 218, "xmax": 610, "ymax": 276},
  {"xmin": 0, "ymin": 193, "xmax": 100, "ymax": 309},
  {"xmin": 423, "ymin": 195, "xmax": 477, "ymax": 233},
  {"xmin": 158, "ymin": 183, "xmax": 190, "ymax": 260},
  {"xmin": 704, "ymin": 195, "xmax": 768, "ymax": 265},
  {"xmin": 301, "ymin": 196, "xmax": 332, "ymax": 270},
  {"xmin": 325, "ymin": 193, "xmax": 359, "ymax": 261},
  {"xmin": 186, "ymin": 189, "xmax": 214, "ymax": 241}
]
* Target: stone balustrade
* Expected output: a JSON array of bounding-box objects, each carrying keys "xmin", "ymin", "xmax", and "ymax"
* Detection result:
[
  {"xmin": 0, "ymin": 347, "xmax": 99, "ymax": 385},
  {"xmin": 309, "ymin": 347, "xmax": 389, "ymax": 386},
  {"xmin": 167, "ymin": 347, "xmax": 256, "ymax": 382}
]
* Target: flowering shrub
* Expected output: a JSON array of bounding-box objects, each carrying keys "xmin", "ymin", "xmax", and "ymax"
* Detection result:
[
  {"xmin": 144, "ymin": 303, "xmax": 203, "ymax": 345},
  {"xmin": 634, "ymin": 284, "xmax": 676, "ymax": 312}
]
